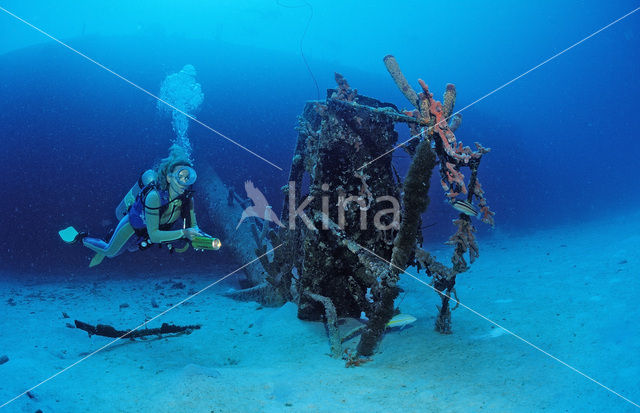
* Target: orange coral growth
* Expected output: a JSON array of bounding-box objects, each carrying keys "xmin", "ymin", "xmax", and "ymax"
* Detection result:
[
  {"xmin": 386, "ymin": 62, "xmax": 494, "ymax": 228},
  {"xmin": 403, "ymin": 109, "xmax": 419, "ymax": 118},
  {"xmin": 479, "ymin": 205, "xmax": 495, "ymax": 226},
  {"xmin": 446, "ymin": 217, "xmax": 478, "ymax": 270},
  {"xmin": 473, "ymin": 142, "xmax": 491, "ymax": 156},
  {"xmin": 414, "ymin": 81, "xmax": 472, "ymax": 164},
  {"xmin": 343, "ymin": 348, "xmax": 372, "ymax": 367},
  {"xmin": 473, "ymin": 180, "xmax": 484, "ymax": 197},
  {"xmin": 472, "ymin": 179, "xmax": 495, "ymax": 226},
  {"xmin": 445, "ymin": 130, "xmax": 456, "ymax": 144},
  {"xmin": 445, "ymin": 162, "xmax": 467, "ymax": 194},
  {"xmin": 332, "ymin": 72, "xmax": 357, "ymax": 102}
]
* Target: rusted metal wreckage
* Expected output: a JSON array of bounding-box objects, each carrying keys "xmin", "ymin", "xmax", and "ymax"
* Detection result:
[{"xmin": 220, "ymin": 55, "xmax": 494, "ymax": 358}]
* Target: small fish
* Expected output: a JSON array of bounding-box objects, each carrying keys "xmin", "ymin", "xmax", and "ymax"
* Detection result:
[
  {"xmin": 386, "ymin": 314, "xmax": 417, "ymax": 329},
  {"xmin": 451, "ymin": 200, "xmax": 478, "ymax": 217}
]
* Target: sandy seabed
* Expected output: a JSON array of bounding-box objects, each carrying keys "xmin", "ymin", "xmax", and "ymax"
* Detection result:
[{"xmin": 1, "ymin": 212, "xmax": 638, "ymax": 412}]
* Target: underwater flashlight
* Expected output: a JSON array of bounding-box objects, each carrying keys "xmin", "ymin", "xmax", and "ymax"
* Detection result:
[{"xmin": 191, "ymin": 236, "xmax": 222, "ymax": 251}]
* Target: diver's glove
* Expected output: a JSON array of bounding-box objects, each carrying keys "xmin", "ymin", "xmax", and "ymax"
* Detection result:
[
  {"xmin": 181, "ymin": 228, "xmax": 201, "ymax": 241},
  {"xmin": 193, "ymin": 226, "xmax": 212, "ymax": 238}
]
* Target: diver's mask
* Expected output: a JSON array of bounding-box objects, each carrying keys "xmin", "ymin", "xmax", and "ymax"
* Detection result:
[{"xmin": 171, "ymin": 166, "xmax": 197, "ymax": 187}]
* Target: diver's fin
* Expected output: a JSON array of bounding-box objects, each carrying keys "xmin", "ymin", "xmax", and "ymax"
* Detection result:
[
  {"xmin": 59, "ymin": 226, "xmax": 88, "ymax": 244},
  {"xmin": 89, "ymin": 253, "xmax": 106, "ymax": 267},
  {"xmin": 59, "ymin": 226, "xmax": 79, "ymax": 243}
]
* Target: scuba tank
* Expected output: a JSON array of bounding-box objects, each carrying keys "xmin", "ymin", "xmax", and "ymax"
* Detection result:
[{"xmin": 115, "ymin": 169, "xmax": 156, "ymax": 219}]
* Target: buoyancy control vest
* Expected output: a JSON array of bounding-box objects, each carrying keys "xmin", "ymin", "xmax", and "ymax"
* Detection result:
[
  {"xmin": 115, "ymin": 169, "xmax": 156, "ymax": 219},
  {"xmin": 114, "ymin": 170, "xmax": 194, "ymax": 252},
  {"xmin": 128, "ymin": 184, "xmax": 194, "ymax": 235}
]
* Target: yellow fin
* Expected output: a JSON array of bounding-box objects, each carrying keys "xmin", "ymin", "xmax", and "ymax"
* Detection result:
[
  {"xmin": 58, "ymin": 226, "xmax": 79, "ymax": 243},
  {"xmin": 89, "ymin": 253, "xmax": 106, "ymax": 268}
]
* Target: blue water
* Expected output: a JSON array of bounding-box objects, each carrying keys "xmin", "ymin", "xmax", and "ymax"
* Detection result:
[
  {"xmin": 1, "ymin": 1, "xmax": 639, "ymax": 272},
  {"xmin": 0, "ymin": 1, "xmax": 639, "ymax": 411}
]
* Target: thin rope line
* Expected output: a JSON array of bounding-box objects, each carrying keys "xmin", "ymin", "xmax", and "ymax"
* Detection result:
[
  {"xmin": 0, "ymin": 5, "xmax": 283, "ymax": 171},
  {"xmin": 0, "ymin": 244, "xmax": 282, "ymax": 409},
  {"xmin": 276, "ymin": 0, "xmax": 319, "ymax": 100},
  {"xmin": 360, "ymin": 5, "xmax": 640, "ymax": 170},
  {"xmin": 355, "ymin": 242, "xmax": 640, "ymax": 409}
]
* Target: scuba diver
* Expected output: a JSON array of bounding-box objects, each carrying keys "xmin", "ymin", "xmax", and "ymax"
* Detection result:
[{"xmin": 59, "ymin": 145, "xmax": 220, "ymax": 267}]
